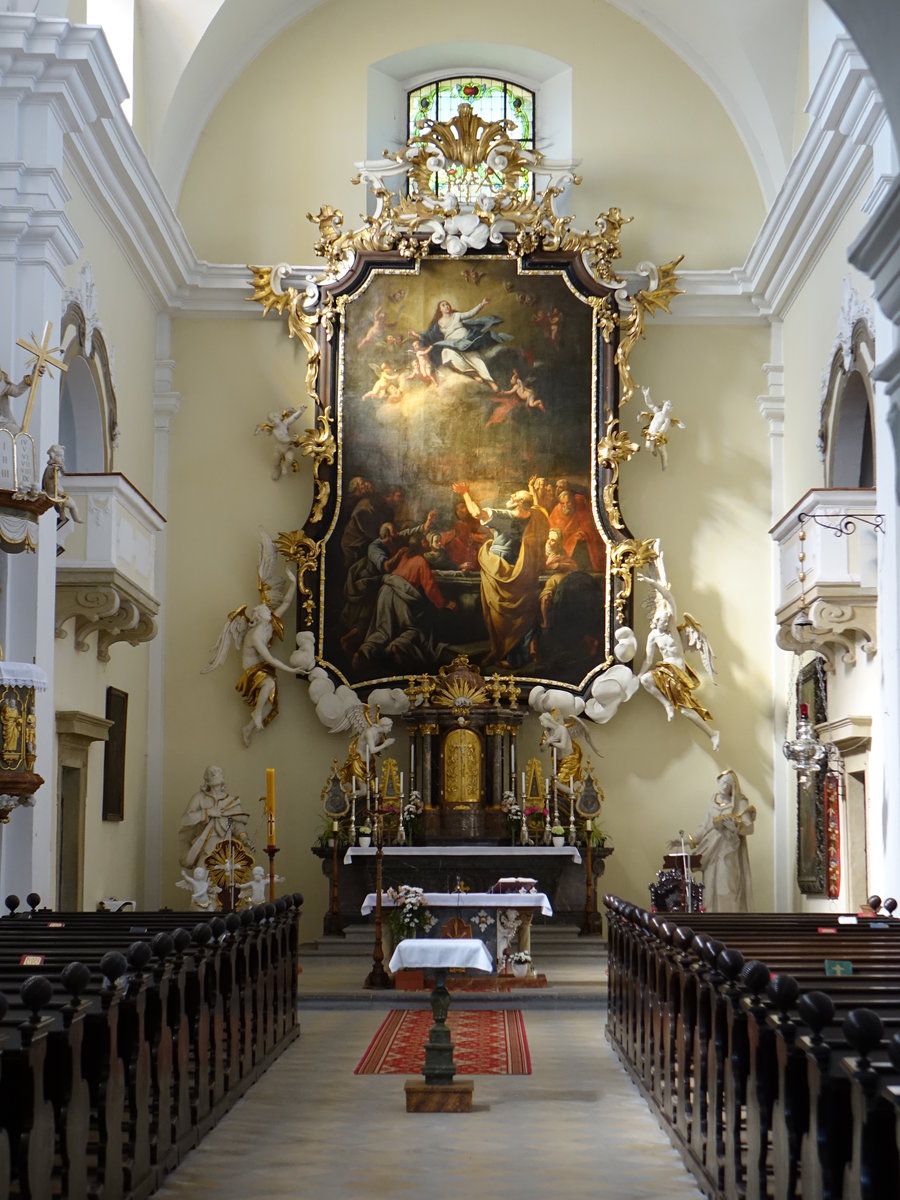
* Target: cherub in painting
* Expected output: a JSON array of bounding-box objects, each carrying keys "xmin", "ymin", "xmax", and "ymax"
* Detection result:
[
  {"xmin": 485, "ymin": 369, "xmax": 546, "ymax": 427},
  {"xmin": 357, "ymin": 305, "xmax": 396, "ymax": 350},
  {"xmin": 361, "ymin": 362, "xmax": 405, "ymax": 404}
]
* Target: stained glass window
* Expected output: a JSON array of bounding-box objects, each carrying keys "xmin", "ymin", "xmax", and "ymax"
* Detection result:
[{"xmin": 407, "ymin": 76, "xmax": 535, "ymax": 199}]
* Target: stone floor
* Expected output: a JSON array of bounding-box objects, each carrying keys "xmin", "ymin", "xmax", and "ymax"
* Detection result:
[{"xmin": 153, "ymin": 926, "xmax": 706, "ymax": 1200}]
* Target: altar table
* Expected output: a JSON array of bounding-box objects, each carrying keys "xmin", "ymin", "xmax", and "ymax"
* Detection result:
[{"xmin": 362, "ymin": 889, "xmax": 552, "ymax": 971}]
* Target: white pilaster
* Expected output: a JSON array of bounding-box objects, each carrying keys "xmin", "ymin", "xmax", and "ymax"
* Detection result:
[
  {"xmin": 0, "ymin": 13, "xmax": 123, "ymax": 901},
  {"xmin": 757, "ymin": 323, "xmax": 792, "ymax": 910},
  {"xmin": 144, "ymin": 313, "xmax": 179, "ymax": 906}
]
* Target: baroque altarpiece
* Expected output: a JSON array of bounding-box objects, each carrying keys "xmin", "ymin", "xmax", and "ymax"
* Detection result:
[{"xmin": 231, "ymin": 103, "xmax": 698, "ymax": 920}]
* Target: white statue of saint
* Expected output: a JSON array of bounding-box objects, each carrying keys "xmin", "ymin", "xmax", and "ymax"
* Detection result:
[
  {"xmin": 42, "ymin": 443, "xmax": 83, "ymax": 521},
  {"xmin": 238, "ymin": 864, "xmax": 284, "ymax": 907},
  {"xmin": 179, "ymin": 765, "xmax": 249, "ymax": 870},
  {"xmin": 254, "ymin": 405, "xmax": 307, "ymax": 480},
  {"xmin": 176, "ymin": 865, "xmax": 216, "ymax": 911},
  {"xmin": 693, "ymin": 769, "xmax": 755, "ymax": 912},
  {"xmin": 637, "ymin": 572, "xmax": 719, "ymax": 751}
]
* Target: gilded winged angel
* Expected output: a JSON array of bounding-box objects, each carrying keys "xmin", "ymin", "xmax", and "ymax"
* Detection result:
[
  {"xmin": 202, "ymin": 528, "xmax": 309, "ymax": 745},
  {"xmin": 637, "ymin": 571, "xmax": 719, "ymax": 750}
]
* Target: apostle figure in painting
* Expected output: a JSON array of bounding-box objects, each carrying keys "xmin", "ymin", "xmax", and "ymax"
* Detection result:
[
  {"xmin": 353, "ymin": 532, "xmax": 457, "ymax": 671},
  {"xmin": 179, "ymin": 765, "xmax": 250, "ymax": 870},
  {"xmin": 340, "ymin": 479, "xmax": 404, "ymax": 570},
  {"xmin": 693, "ymin": 769, "xmax": 755, "ymax": 912},
  {"xmin": 438, "ymin": 498, "xmax": 489, "ymax": 572},
  {"xmin": 548, "ymin": 481, "xmax": 606, "ymax": 572},
  {"xmin": 452, "ymin": 479, "xmax": 550, "ymax": 668},
  {"xmin": 419, "ymin": 298, "xmax": 512, "ymax": 391}
]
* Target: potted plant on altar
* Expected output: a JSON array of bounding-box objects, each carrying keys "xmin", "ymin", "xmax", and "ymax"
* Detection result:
[
  {"xmin": 509, "ymin": 950, "xmax": 532, "ymax": 978},
  {"xmin": 550, "ymin": 824, "xmax": 566, "ymax": 847},
  {"xmin": 357, "ymin": 823, "xmax": 372, "ymax": 848},
  {"xmin": 400, "ymin": 792, "xmax": 424, "ymax": 845},
  {"xmin": 386, "ymin": 884, "xmax": 434, "ymax": 943}
]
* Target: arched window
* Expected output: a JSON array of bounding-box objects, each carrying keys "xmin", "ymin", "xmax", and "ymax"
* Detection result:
[
  {"xmin": 408, "ymin": 76, "xmax": 535, "ymax": 199},
  {"xmin": 59, "ymin": 264, "xmax": 119, "ymax": 474},
  {"xmin": 819, "ymin": 282, "xmax": 876, "ymax": 489}
]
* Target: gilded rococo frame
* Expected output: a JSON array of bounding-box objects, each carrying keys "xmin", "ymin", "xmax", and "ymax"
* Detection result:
[{"xmin": 250, "ymin": 103, "xmax": 680, "ymax": 704}]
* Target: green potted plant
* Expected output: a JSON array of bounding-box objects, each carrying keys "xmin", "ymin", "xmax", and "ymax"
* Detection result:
[{"xmin": 550, "ymin": 824, "xmax": 566, "ymax": 847}]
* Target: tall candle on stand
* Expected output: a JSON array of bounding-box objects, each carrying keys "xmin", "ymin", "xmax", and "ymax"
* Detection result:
[{"xmin": 266, "ymin": 768, "xmax": 276, "ymax": 847}]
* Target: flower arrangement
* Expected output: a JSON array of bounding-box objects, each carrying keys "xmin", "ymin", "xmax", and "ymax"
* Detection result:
[
  {"xmin": 550, "ymin": 824, "xmax": 566, "ymax": 837},
  {"xmin": 500, "ymin": 791, "xmax": 523, "ymax": 839},
  {"xmin": 358, "ymin": 822, "xmax": 372, "ymax": 836},
  {"xmin": 510, "ymin": 950, "xmax": 531, "ymax": 965},
  {"xmin": 401, "ymin": 791, "xmax": 424, "ymax": 843},
  {"xmin": 386, "ymin": 884, "xmax": 434, "ymax": 940}
]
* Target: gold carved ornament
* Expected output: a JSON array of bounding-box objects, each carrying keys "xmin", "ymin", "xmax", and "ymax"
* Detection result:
[
  {"xmin": 597, "ymin": 417, "xmax": 639, "ymax": 531},
  {"xmin": 615, "ymin": 257, "xmax": 684, "ymax": 405},
  {"xmin": 273, "ymin": 529, "xmax": 320, "ymax": 626},
  {"xmin": 249, "ymin": 104, "xmax": 681, "ymax": 407},
  {"xmin": 610, "ymin": 538, "xmax": 660, "ymax": 619},
  {"xmin": 247, "ymin": 267, "xmax": 336, "ymax": 526}
]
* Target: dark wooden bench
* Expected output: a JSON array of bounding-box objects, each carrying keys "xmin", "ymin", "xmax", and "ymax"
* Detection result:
[
  {"xmin": 0, "ymin": 892, "xmax": 302, "ymax": 1200},
  {"xmin": 604, "ymin": 895, "xmax": 900, "ymax": 1200}
]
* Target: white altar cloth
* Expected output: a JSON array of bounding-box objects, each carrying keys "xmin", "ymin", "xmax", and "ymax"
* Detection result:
[
  {"xmin": 389, "ymin": 938, "xmax": 493, "ymax": 974},
  {"xmin": 345, "ymin": 844, "xmax": 581, "ymax": 864},
  {"xmin": 361, "ymin": 891, "xmax": 553, "ymax": 917}
]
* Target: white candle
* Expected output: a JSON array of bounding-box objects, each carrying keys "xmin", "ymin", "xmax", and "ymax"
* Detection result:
[
  {"xmin": 400, "ymin": 771, "xmax": 404, "ymax": 797},
  {"xmin": 521, "ymin": 771, "xmax": 526, "ymax": 799}
]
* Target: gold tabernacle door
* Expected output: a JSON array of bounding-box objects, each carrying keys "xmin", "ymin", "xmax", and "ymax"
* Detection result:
[{"xmin": 443, "ymin": 727, "xmax": 481, "ymax": 807}]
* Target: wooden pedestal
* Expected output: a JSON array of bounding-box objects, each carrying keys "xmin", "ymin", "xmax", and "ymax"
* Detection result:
[{"xmin": 404, "ymin": 1079, "xmax": 474, "ymax": 1112}]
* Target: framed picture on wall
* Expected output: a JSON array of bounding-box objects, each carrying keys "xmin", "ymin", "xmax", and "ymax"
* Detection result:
[
  {"xmin": 102, "ymin": 686, "xmax": 128, "ymax": 822},
  {"xmin": 796, "ymin": 660, "xmax": 827, "ymax": 895}
]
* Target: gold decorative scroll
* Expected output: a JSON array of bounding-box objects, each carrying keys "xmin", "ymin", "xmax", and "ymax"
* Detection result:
[
  {"xmin": 615, "ymin": 257, "xmax": 684, "ymax": 405},
  {"xmin": 273, "ymin": 529, "xmax": 321, "ymax": 626},
  {"xmin": 610, "ymin": 538, "xmax": 660, "ymax": 617}
]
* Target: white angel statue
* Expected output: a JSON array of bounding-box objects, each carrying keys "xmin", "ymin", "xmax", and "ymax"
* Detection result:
[
  {"xmin": 254, "ymin": 405, "xmax": 307, "ymax": 480},
  {"xmin": 538, "ymin": 711, "xmax": 583, "ymax": 796},
  {"xmin": 176, "ymin": 866, "xmax": 216, "ymax": 911},
  {"xmin": 202, "ymin": 528, "xmax": 313, "ymax": 745},
  {"xmin": 638, "ymin": 388, "xmax": 685, "ymax": 471},
  {"xmin": 637, "ymin": 572, "xmax": 719, "ymax": 750}
]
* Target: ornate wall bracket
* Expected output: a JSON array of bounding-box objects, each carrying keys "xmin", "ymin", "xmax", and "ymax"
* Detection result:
[
  {"xmin": 774, "ymin": 589, "xmax": 877, "ymax": 668},
  {"xmin": 771, "ymin": 487, "xmax": 879, "ymax": 669},
  {"xmin": 55, "ymin": 567, "xmax": 159, "ymax": 661}
]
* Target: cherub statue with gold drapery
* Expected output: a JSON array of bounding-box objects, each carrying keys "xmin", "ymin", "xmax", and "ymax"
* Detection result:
[
  {"xmin": 637, "ymin": 570, "xmax": 718, "ymax": 750},
  {"xmin": 202, "ymin": 527, "xmax": 314, "ymax": 745}
]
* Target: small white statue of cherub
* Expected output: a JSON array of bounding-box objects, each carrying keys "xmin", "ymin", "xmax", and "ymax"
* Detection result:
[
  {"xmin": 237, "ymin": 864, "xmax": 284, "ymax": 907},
  {"xmin": 42, "ymin": 444, "xmax": 83, "ymax": 523},
  {"xmin": 638, "ymin": 387, "xmax": 685, "ymax": 471},
  {"xmin": 254, "ymin": 405, "xmax": 307, "ymax": 480},
  {"xmin": 176, "ymin": 865, "xmax": 216, "ymax": 911}
]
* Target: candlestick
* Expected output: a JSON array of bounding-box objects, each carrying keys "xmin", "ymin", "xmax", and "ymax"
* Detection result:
[{"xmin": 266, "ymin": 767, "xmax": 276, "ymax": 847}]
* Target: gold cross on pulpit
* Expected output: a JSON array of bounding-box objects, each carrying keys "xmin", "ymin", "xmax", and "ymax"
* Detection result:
[{"xmin": 16, "ymin": 322, "xmax": 67, "ymax": 434}]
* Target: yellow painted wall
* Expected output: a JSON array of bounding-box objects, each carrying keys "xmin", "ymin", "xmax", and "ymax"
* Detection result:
[{"xmin": 177, "ymin": 0, "xmax": 764, "ymax": 271}]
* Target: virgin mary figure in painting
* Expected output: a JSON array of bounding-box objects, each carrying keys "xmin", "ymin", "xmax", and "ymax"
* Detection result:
[
  {"xmin": 419, "ymin": 297, "xmax": 512, "ymax": 390},
  {"xmin": 452, "ymin": 479, "xmax": 549, "ymax": 668}
]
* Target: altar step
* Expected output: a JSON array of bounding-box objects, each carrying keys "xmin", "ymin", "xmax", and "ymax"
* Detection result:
[{"xmin": 302, "ymin": 921, "xmax": 607, "ymax": 958}]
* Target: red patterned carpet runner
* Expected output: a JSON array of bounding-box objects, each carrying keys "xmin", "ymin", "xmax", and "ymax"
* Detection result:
[{"xmin": 354, "ymin": 1009, "xmax": 531, "ymax": 1075}]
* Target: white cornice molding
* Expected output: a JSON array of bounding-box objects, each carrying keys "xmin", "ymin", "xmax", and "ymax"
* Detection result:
[{"xmin": 4, "ymin": 19, "xmax": 888, "ymax": 330}]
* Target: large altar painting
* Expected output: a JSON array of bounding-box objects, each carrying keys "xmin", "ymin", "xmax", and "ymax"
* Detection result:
[{"xmin": 320, "ymin": 252, "xmax": 618, "ymax": 690}]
